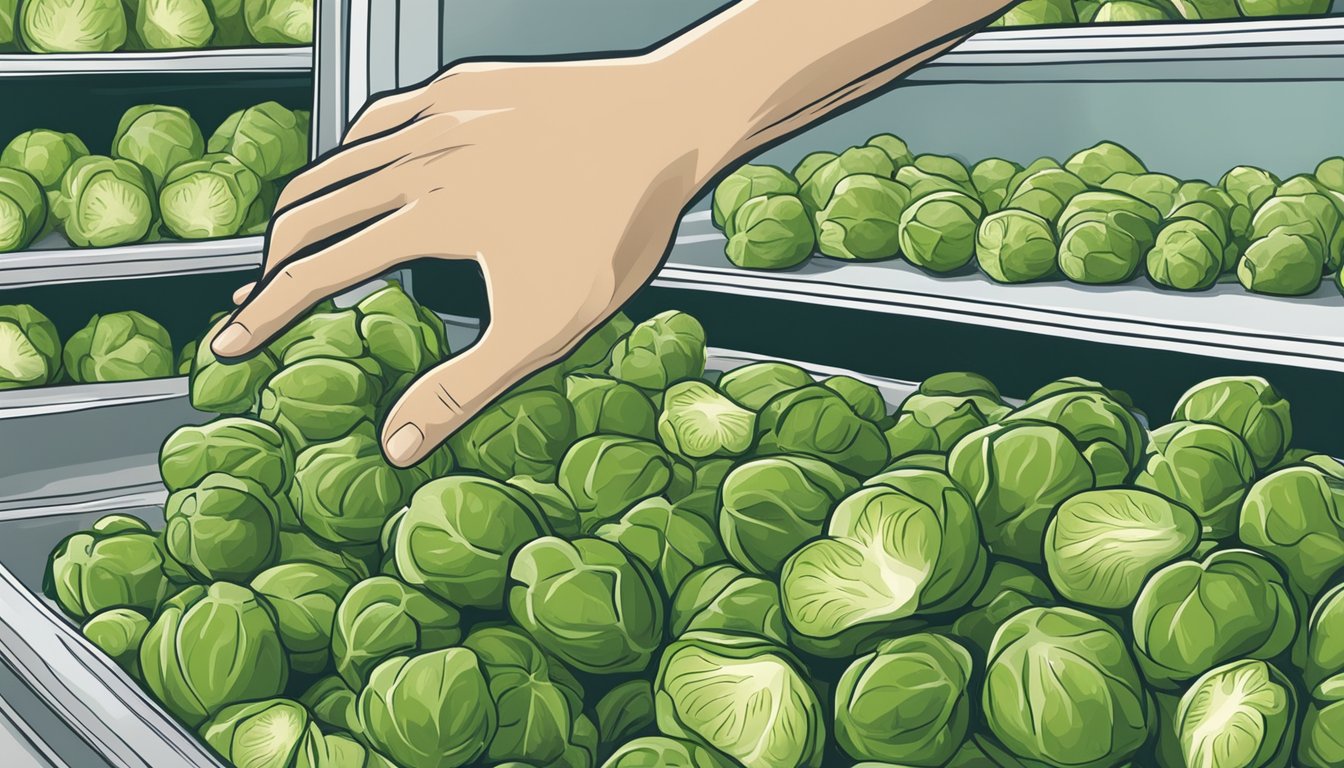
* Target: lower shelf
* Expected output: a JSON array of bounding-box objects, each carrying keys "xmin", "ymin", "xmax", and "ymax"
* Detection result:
[{"xmin": 0, "ymin": 236, "xmax": 264, "ymax": 290}]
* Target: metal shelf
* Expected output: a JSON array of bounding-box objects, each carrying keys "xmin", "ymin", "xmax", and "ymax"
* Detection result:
[
  {"xmin": 0, "ymin": 235, "xmax": 263, "ymax": 289},
  {"xmin": 0, "ymin": 47, "xmax": 313, "ymax": 77},
  {"xmin": 655, "ymin": 212, "xmax": 1344, "ymax": 373}
]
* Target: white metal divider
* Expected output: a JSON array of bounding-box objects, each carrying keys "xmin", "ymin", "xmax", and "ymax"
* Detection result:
[{"xmin": 314, "ymin": 0, "xmax": 350, "ymax": 155}]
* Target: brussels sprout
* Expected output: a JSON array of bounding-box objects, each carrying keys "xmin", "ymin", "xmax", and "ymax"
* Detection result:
[
  {"xmin": 448, "ymin": 388, "xmax": 577, "ymax": 482},
  {"xmin": 822, "ymin": 375, "xmax": 886, "ymax": 423},
  {"xmin": 290, "ymin": 425, "xmax": 420, "ymax": 545},
  {"xmin": 354, "ymin": 282, "xmax": 449, "ymax": 390},
  {"xmin": 657, "ymin": 380, "xmax": 756, "ymax": 460},
  {"xmin": 53, "ymin": 156, "xmax": 157, "ymax": 247},
  {"xmin": 330, "ymin": 576, "xmax": 462, "ymax": 689},
  {"xmin": 509, "ymin": 536, "xmax": 664, "ymax": 674},
  {"xmin": 866, "ymin": 134, "xmax": 913, "ymax": 168},
  {"xmin": 885, "ymin": 389, "xmax": 1008, "ymax": 459},
  {"xmin": 596, "ymin": 497, "xmax": 726, "ymax": 596},
  {"xmin": 566, "ymin": 374, "xmax": 658, "ymax": 440},
  {"xmin": 507, "ymin": 475, "xmax": 582, "ymax": 537},
  {"xmin": 884, "ymin": 452, "xmax": 949, "ymax": 473},
  {"xmin": 1065, "ymin": 142, "xmax": 1147, "ymax": 187},
  {"xmin": 1044, "ymin": 488, "xmax": 1199, "ymax": 609},
  {"xmin": 1027, "ymin": 375, "xmax": 1137, "ymax": 411},
  {"xmin": 200, "ymin": 698, "xmax": 320, "ymax": 768},
  {"xmin": 799, "ymin": 146, "xmax": 896, "ymax": 213},
  {"xmin": 1239, "ymin": 230, "xmax": 1326, "ymax": 296},
  {"xmin": 725, "ymin": 194, "xmax": 815, "ymax": 270},
  {"xmin": 1173, "ymin": 375, "xmax": 1292, "ymax": 471},
  {"xmin": 174, "ymin": 340, "xmax": 195, "ymax": 375},
  {"xmin": 81, "ymin": 608, "xmax": 150, "ymax": 678},
  {"xmin": 1237, "ymin": 0, "xmax": 1332, "ymax": 16},
  {"xmin": 208, "ymin": 101, "xmax": 309, "ymax": 182},
  {"xmin": 139, "ymin": 582, "xmax": 287, "ymax": 726},
  {"xmin": 44, "ymin": 514, "xmax": 168, "ymax": 621},
  {"xmin": 0, "ymin": 129, "xmax": 88, "ymax": 208},
  {"xmin": 159, "ymin": 417, "xmax": 291, "ymax": 496},
  {"xmin": 781, "ymin": 469, "xmax": 985, "ymax": 644},
  {"xmin": 276, "ymin": 532, "xmax": 369, "ymax": 584},
  {"xmin": 835, "ymin": 633, "xmax": 973, "ymax": 766},
  {"xmin": 159, "ymin": 152, "xmax": 262, "ymax": 239},
  {"xmin": 242, "ymin": 0, "xmax": 312, "ymax": 44},
  {"xmin": 712, "ymin": 164, "xmax": 799, "ymax": 231},
  {"xmin": 948, "ymin": 561, "xmax": 1055, "ymax": 654},
  {"xmin": 1134, "ymin": 421, "xmax": 1255, "ymax": 539},
  {"xmin": 189, "ymin": 317, "xmax": 278, "ymax": 414},
  {"xmin": 1095, "ymin": 0, "xmax": 1180, "ymax": 20},
  {"xmin": 163, "ymin": 472, "xmax": 282, "ymax": 581},
  {"xmin": 898, "ymin": 190, "xmax": 983, "ymax": 273},
  {"xmin": 1300, "ymin": 675, "xmax": 1344, "ymax": 768},
  {"xmin": 394, "ymin": 476, "xmax": 546, "ymax": 607},
  {"xmin": 948, "ymin": 421, "xmax": 1096, "ymax": 564},
  {"xmin": 1005, "ymin": 157, "xmax": 1063, "ymax": 198},
  {"xmin": 1175, "ymin": 660, "xmax": 1297, "ymax": 768},
  {"xmin": 357, "ymin": 648, "xmax": 495, "ymax": 768},
  {"xmin": 815, "ymin": 175, "xmax": 908, "ymax": 262},
  {"xmin": 1060, "ymin": 190, "xmax": 1162, "ymax": 241},
  {"xmin": 896, "ymin": 165, "xmax": 975, "ymax": 201},
  {"xmin": 113, "ymin": 105, "xmax": 205, "ymax": 189},
  {"xmin": 1170, "ymin": 0, "xmax": 1241, "ymax": 17},
  {"xmin": 716, "ymin": 361, "xmax": 813, "ymax": 410},
  {"xmin": 250, "ymin": 562, "xmax": 353, "ymax": 674},
  {"xmin": 1220, "ymin": 165, "xmax": 1281, "ymax": 238},
  {"xmin": 0, "ymin": 303, "xmax": 61, "ymax": 389},
  {"xmin": 299, "ymin": 676, "xmax": 358, "ymax": 735},
  {"xmin": 1318, "ymin": 157, "xmax": 1344, "ymax": 193},
  {"xmin": 1251, "ymin": 193, "xmax": 1344, "ymax": 268},
  {"xmin": 1058, "ymin": 218, "xmax": 1147, "ymax": 285},
  {"xmin": 655, "ymin": 631, "xmax": 825, "ymax": 768},
  {"xmin": 562, "ymin": 312, "xmax": 633, "ymax": 375},
  {"xmin": 63, "ymin": 310, "xmax": 173, "ymax": 383},
  {"xmin": 670, "ymin": 564, "xmax": 788, "ymax": 645},
  {"xmin": 1005, "ymin": 168, "xmax": 1089, "ymax": 222},
  {"xmin": 600, "ymin": 736, "xmax": 734, "ymax": 768},
  {"xmin": 791, "ymin": 151, "xmax": 839, "ymax": 188},
  {"xmin": 910, "ymin": 154, "xmax": 970, "ymax": 185},
  {"xmin": 1240, "ymin": 466, "xmax": 1344, "ymax": 599},
  {"xmin": 1279, "ymin": 175, "xmax": 1344, "ymax": 225},
  {"xmin": 1097, "ymin": 173, "xmax": 1175, "ymax": 219},
  {"xmin": 595, "ymin": 680, "xmax": 656, "ymax": 755},
  {"xmin": 608, "ymin": 310, "xmax": 706, "ymax": 391},
  {"xmin": 755, "ymin": 385, "xmax": 889, "ymax": 476},
  {"xmin": 668, "ymin": 457, "xmax": 733, "ymax": 524},
  {"xmin": 983, "ymin": 607, "xmax": 1150, "ymax": 768},
  {"xmin": 1307, "ymin": 585, "xmax": 1344, "ymax": 692},
  {"xmin": 558, "ymin": 435, "xmax": 674, "ymax": 532},
  {"xmin": 20, "ymin": 0, "xmax": 126, "ymax": 51},
  {"xmin": 1007, "ymin": 388, "xmax": 1147, "ymax": 486},
  {"xmin": 718, "ymin": 456, "xmax": 858, "ymax": 575},
  {"xmin": 996, "ymin": 0, "xmax": 1079, "ymax": 24},
  {"xmin": 970, "ymin": 158, "xmax": 1023, "ymax": 213},
  {"xmin": 134, "ymin": 0, "xmax": 215, "ymax": 50},
  {"xmin": 464, "ymin": 626, "xmax": 585, "ymax": 765},
  {"xmin": 1147, "ymin": 219, "xmax": 1225, "ymax": 290},
  {"xmin": 975, "ymin": 209, "xmax": 1058, "ymax": 283},
  {"xmin": 0, "ymin": 168, "xmax": 47, "ymax": 252}
]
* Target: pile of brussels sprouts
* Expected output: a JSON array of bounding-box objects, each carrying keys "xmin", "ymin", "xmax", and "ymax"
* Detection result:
[
  {"xmin": 991, "ymin": 0, "xmax": 1333, "ymax": 26},
  {"xmin": 42, "ymin": 286, "xmax": 1344, "ymax": 768},
  {"xmin": 2, "ymin": 0, "xmax": 311, "ymax": 53},
  {"xmin": 0, "ymin": 99, "xmax": 308, "ymax": 253},
  {"xmin": 0, "ymin": 303, "xmax": 195, "ymax": 388},
  {"xmin": 713, "ymin": 135, "xmax": 1344, "ymax": 298}
]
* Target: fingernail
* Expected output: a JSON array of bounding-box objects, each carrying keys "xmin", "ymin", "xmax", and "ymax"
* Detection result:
[
  {"xmin": 211, "ymin": 323, "xmax": 251, "ymax": 356},
  {"xmin": 385, "ymin": 423, "xmax": 425, "ymax": 465}
]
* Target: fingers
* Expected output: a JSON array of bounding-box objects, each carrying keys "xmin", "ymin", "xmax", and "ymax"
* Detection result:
[
  {"xmin": 232, "ymin": 282, "xmax": 255, "ymax": 305},
  {"xmin": 264, "ymin": 179, "xmax": 404, "ymax": 272},
  {"xmin": 343, "ymin": 88, "xmax": 430, "ymax": 146},
  {"xmin": 272, "ymin": 130, "xmax": 411, "ymax": 218}
]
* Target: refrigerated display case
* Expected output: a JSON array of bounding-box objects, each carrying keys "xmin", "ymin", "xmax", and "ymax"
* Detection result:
[{"xmin": 2, "ymin": 2, "xmax": 1344, "ymax": 766}]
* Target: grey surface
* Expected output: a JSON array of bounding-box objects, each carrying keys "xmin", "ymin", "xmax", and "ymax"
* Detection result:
[
  {"xmin": 0, "ymin": 236, "xmax": 263, "ymax": 290},
  {"xmin": 0, "ymin": 48, "xmax": 311, "ymax": 77}
]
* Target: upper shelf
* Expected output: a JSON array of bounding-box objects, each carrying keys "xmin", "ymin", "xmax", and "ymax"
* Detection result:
[
  {"xmin": 0, "ymin": 235, "xmax": 263, "ymax": 290},
  {"xmin": 0, "ymin": 47, "xmax": 313, "ymax": 77},
  {"xmin": 916, "ymin": 17, "xmax": 1344, "ymax": 82},
  {"xmin": 655, "ymin": 212, "xmax": 1344, "ymax": 373}
]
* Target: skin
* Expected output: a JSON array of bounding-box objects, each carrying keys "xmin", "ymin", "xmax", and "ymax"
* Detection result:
[{"xmin": 212, "ymin": 0, "xmax": 1015, "ymax": 466}]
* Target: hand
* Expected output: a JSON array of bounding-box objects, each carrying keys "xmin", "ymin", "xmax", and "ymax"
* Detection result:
[{"xmin": 211, "ymin": 58, "xmax": 715, "ymax": 467}]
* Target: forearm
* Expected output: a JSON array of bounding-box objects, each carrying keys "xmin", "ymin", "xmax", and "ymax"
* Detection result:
[{"xmin": 646, "ymin": 0, "xmax": 1015, "ymax": 184}]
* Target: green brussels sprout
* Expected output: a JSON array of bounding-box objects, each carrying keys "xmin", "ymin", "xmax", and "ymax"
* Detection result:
[
  {"xmin": 1307, "ymin": 584, "xmax": 1344, "ymax": 692},
  {"xmin": 822, "ymin": 375, "xmax": 886, "ymax": 423},
  {"xmin": 509, "ymin": 536, "xmax": 664, "ymax": 674},
  {"xmin": 268, "ymin": 308, "xmax": 365, "ymax": 367},
  {"xmin": 81, "ymin": 608, "xmax": 149, "ymax": 678},
  {"xmin": 755, "ymin": 385, "xmax": 889, "ymax": 476},
  {"xmin": 163, "ymin": 472, "xmax": 282, "ymax": 581},
  {"xmin": 1133, "ymin": 549, "xmax": 1297, "ymax": 691},
  {"xmin": 43, "ymin": 514, "xmax": 168, "ymax": 621},
  {"xmin": 62, "ymin": 310, "xmax": 173, "ymax": 383},
  {"xmin": 507, "ymin": 475, "xmax": 582, "ymax": 537},
  {"xmin": 1147, "ymin": 219, "xmax": 1225, "ymax": 291},
  {"xmin": 20, "ymin": 0, "xmax": 126, "ymax": 51},
  {"xmin": 561, "ymin": 312, "xmax": 633, "ymax": 374},
  {"xmin": 910, "ymin": 153, "xmax": 970, "ymax": 184},
  {"xmin": 1098, "ymin": 172, "xmax": 1176, "ymax": 219},
  {"xmin": 657, "ymin": 380, "xmax": 756, "ymax": 460},
  {"xmin": 724, "ymin": 193, "xmax": 815, "ymax": 270},
  {"xmin": 1317, "ymin": 157, "xmax": 1344, "ymax": 193},
  {"xmin": 1169, "ymin": 0, "xmax": 1241, "ymax": 17},
  {"xmin": 200, "ymin": 698, "xmax": 320, "ymax": 768},
  {"xmin": 948, "ymin": 421, "xmax": 1096, "ymax": 564},
  {"xmin": 1026, "ymin": 375, "xmax": 1137, "ymax": 411},
  {"xmin": 600, "ymin": 736, "xmax": 734, "ymax": 768},
  {"xmin": 1240, "ymin": 466, "xmax": 1344, "ymax": 599},
  {"xmin": 208, "ymin": 101, "xmax": 309, "ymax": 181},
  {"xmin": 113, "ymin": 105, "xmax": 207, "ymax": 188},
  {"xmin": 250, "ymin": 562, "xmax": 353, "ymax": 674},
  {"xmin": 896, "ymin": 165, "xmax": 974, "ymax": 201},
  {"xmin": 175, "ymin": 340, "xmax": 195, "ymax": 375},
  {"xmin": 781, "ymin": 469, "xmax": 985, "ymax": 644},
  {"xmin": 1239, "ymin": 230, "xmax": 1326, "ymax": 296},
  {"xmin": 883, "ymin": 452, "xmax": 949, "ymax": 473},
  {"xmin": 52, "ymin": 156, "xmax": 157, "ymax": 247},
  {"xmin": 1300, "ymin": 675, "xmax": 1344, "ymax": 768},
  {"xmin": 394, "ymin": 476, "xmax": 545, "ymax": 607},
  {"xmin": 464, "ymin": 626, "xmax": 585, "ymax": 766},
  {"xmin": 139, "ymin": 582, "xmax": 286, "ymax": 726},
  {"xmin": 243, "ymin": 0, "xmax": 313, "ymax": 44},
  {"xmin": 718, "ymin": 456, "xmax": 858, "ymax": 575},
  {"xmin": 866, "ymin": 134, "xmax": 913, "ymax": 168},
  {"xmin": 791, "ymin": 151, "xmax": 839, "ymax": 188},
  {"xmin": 1065, "ymin": 141, "xmax": 1147, "ymax": 187},
  {"xmin": 898, "ymin": 190, "xmax": 983, "ymax": 273},
  {"xmin": 275, "ymin": 529, "xmax": 369, "ymax": 583},
  {"xmin": 159, "ymin": 152, "xmax": 261, "ymax": 239},
  {"xmin": 1095, "ymin": 0, "xmax": 1180, "ymax": 20},
  {"xmin": 558, "ymin": 435, "xmax": 673, "ymax": 532},
  {"xmin": 655, "ymin": 631, "xmax": 825, "ymax": 768},
  {"xmin": 884, "ymin": 389, "xmax": 1008, "ymax": 459},
  {"xmin": 607, "ymin": 310, "xmax": 706, "ymax": 391},
  {"xmin": 983, "ymin": 607, "xmax": 1151, "ymax": 768},
  {"xmin": 1005, "ymin": 157, "xmax": 1063, "ymax": 199},
  {"xmin": 1220, "ymin": 165, "xmax": 1281, "ymax": 238},
  {"xmin": 1005, "ymin": 168, "xmax": 1089, "ymax": 222},
  {"xmin": 356, "ymin": 648, "xmax": 495, "ymax": 768},
  {"xmin": 668, "ymin": 457, "xmax": 734, "ymax": 524},
  {"xmin": 159, "ymin": 417, "xmax": 291, "ymax": 495},
  {"xmin": 799, "ymin": 146, "xmax": 896, "ymax": 214},
  {"xmin": 1044, "ymin": 488, "xmax": 1199, "ymax": 610},
  {"xmin": 0, "ymin": 303, "xmax": 61, "ymax": 388},
  {"xmin": 1, "ymin": 129, "xmax": 88, "ymax": 209},
  {"xmin": 1173, "ymin": 179, "xmax": 1238, "ymax": 221},
  {"xmin": 559, "ymin": 714, "xmax": 600, "ymax": 768},
  {"xmin": 712, "ymin": 164, "xmax": 799, "ymax": 231},
  {"xmin": 0, "ymin": 168, "xmax": 47, "ymax": 252},
  {"xmin": 133, "ymin": 0, "xmax": 217, "ymax": 50},
  {"xmin": 1060, "ymin": 190, "xmax": 1162, "ymax": 243},
  {"xmin": 1251, "ymin": 193, "xmax": 1344, "ymax": 269},
  {"xmin": 815, "ymin": 175, "xmax": 908, "ymax": 262},
  {"xmin": 595, "ymin": 680, "xmax": 656, "ymax": 755},
  {"xmin": 717, "ymin": 361, "xmax": 813, "ymax": 410},
  {"xmin": 670, "ymin": 564, "xmax": 788, "ymax": 644},
  {"xmin": 975, "ymin": 209, "xmax": 1058, "ymax": 283},
  {"xmin": 996, "ymin": 0, "xmax": 1079, "ymax": 24},
  {"xmin": 596, "ymin": 497, "xmax": 726, "ymax": 596},
  {"xmin": 189, "ymin": 317, "xmax": 278, "ymax": 414},
  {"xmin": 1237, "ymin": 0, "xmax": 1332, "ymax": 16},
  {"xmin": 1006, "ymin": 388, "xmax": 1147, "ymax": 486},
  {"xmin": 1134, "ymin": 421, "xmax": 1254, "ymax": 539},
  {"xmin": 1174, "ymin": 660, "xmax": 1297, "ymax": 768},
  {"xmin": 448, "ymin": 388, "xmax": 576, "ymax": 482},
  {"xmin": 290, "ymin": 425, "xmax": 419, "ymax": 546},
  {"xmin": 1169, "ymin": 201, "xmax": 1238, "ymax": 270},
  {"xmin": 948, "ymin": 561, "xmax": 1054, "ymax": 654},
  {"xmin": 1278, "ymin": 175, "xmax": 1344, "ymax": 224},
  {"xmin": 1058, "ymin": 218, "xmax": 1146, "ymax": 285},
  {"xmin": 1173, "ymin": 375, "xmax": 1292, "ymax": 471},
  {"xmin": 835, "ymin": 632, "xmax": 973, "ymax": 766},
  {"xmin": 566, "ymin": 374, "xmax": 658, "ymax": 440},
  {"xmin": 970, "ymin": 158, "xmax": 1023, "ymax": 213},
  {"xmin": 354, "ymin": 282, "xmax": 449, "ymax": 391},
  {"xmin": 331, "ymin": 576, "xmax": 462, "ymax": 689},
  {"xmin": 299, "ymin": 676, "xmax": 358, "ymax": 735}
]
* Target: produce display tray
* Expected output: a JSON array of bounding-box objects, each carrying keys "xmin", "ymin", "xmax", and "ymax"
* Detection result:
[
  {"xmin": 655, "ymin": 212, "xmax": 1344, "ymax": 373},
  {"xmin": 0, "ymin": 48, "xmax": 314, "ymax": 77},
  {"xmin": 0, "ymin": 347, "xmax": 921, "ymax": 768},
  {"xmin": 0, "ymin": 236, "xmax": 265, "ymax": 290}
]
